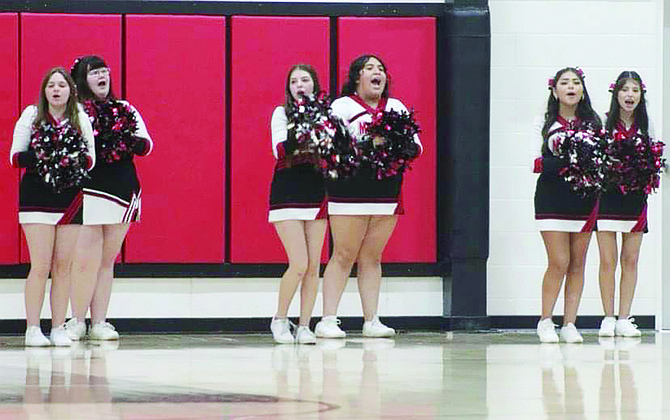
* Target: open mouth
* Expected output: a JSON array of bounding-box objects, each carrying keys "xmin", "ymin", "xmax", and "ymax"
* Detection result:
[
  {"xmin": 625, "ymin": 99, "xmax": 635, "ymax": 106},
  {"xmin": 371, "ymin": 77, "xmax": 382, "ymax": 87},
  {"xmin": 97, "ymin": 80, "xmax": 107, "ymax": 87}
]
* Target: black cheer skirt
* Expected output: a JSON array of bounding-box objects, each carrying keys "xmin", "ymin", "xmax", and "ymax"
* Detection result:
[
  {"xmin": 534, "ymin": 172, "xmax": 598, "ymax": 232},
  {"xmin": 268, "ymin": 163, "xmax": 326, "ymax": 222}
]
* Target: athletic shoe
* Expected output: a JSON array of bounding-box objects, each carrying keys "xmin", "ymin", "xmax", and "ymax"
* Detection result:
[
  {"xmin": 89, "ymin": 322, "xmax": 120, "ymax": 340},
  {"xmin": 25, "ymin": 325, "xmax": 50, "ymax": 347},
  {"xmin": 615, "ymin": 317, "xmax": 641, "ymax": 337},
  {"xmin": 65, "ymin": 318, "xmax": 87, "ymax": 341},
  {"xmin": 560, "ymin": 323, "xmax": 583, "ymax": 343},
  {"xmin": 295, "ymin": 326, "xmax": 317, "ymax": 344},
  {"xmin": 362, "ymin": 317, "xmax": 396, "ymax": 338},
  {"xmin": 536, "ymin": 318, "xmax": 559, "ymax": 343},
  {"xmin": 270, "ymin": 318, "xmax": 294, "ymax": 344},
  {"xmin": 50, "ymin": 324, "xmax": 73, "ymax": 347},
  {"xmin": 598, "ymin": 316, "xmax": 616, "ymax": 337},
  {"xmin": 315, "ymin": 316, "xmax": 346, "ymax": 338}
]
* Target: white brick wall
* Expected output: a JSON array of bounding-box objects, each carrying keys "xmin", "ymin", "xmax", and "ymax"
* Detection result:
[{"xmin": 489, "ymin": 0, "xmax": 664, "ymax": 318}]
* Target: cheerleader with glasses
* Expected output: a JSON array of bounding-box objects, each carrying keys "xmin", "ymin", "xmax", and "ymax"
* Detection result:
[
  {"xmin": 532, "ymin": 67, "xmax": 602, "ymax": 343},
  {"xmin": 10, "ymin": 67, "xmax": 95, "ymax": 346},
  {"xmin": 67, "ymin": 56, "xmax": 153, "ymax": 341}
]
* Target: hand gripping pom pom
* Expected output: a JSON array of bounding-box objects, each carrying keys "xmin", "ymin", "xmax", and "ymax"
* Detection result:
[
  {"xmin": 551, "ymin": 124, "xmax": 608, "ymax": 197},
  {"xmin": 360, "ymin": 109, "xmax": 421, "ymax": 180},
  {"xmin": 287, "ymin": 92, "xmax": 360, "ymax": 179}
]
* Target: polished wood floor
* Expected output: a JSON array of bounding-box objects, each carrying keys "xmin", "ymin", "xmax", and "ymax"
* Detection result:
[{"xmin": 0, "ymin": 331, "xmax": 666, "ymax": 419}]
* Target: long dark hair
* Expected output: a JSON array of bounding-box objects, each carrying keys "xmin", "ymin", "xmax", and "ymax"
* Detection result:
[
  {"xmin": 605, "ymin": 71, "xmax": 648, "ymax": 136},
  {"xmin": 541, "ymin": 67, "xmax": 601, "ymax": 154},
  {"xmin": 34, "ymin": 67, "xmax": 82, "ymax": 133},
  {"xmin": 340, "ymin": 54, "xmax": 390, "ymax": 98},
  {"xmin": 70, "ymin": 55, "xmax": 116, "ymax": 102},
  {"xmin": 283, "ymin": 64, "xmax": 322, "ymax": 116}
]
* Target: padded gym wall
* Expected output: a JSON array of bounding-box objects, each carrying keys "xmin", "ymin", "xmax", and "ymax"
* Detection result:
[
  {"xmin": 19, "ymin": 13, "xmax": 122, "ymax": 263},
  {"xmin": 124, "ymin": 15, "xmax": 226, "ymax": 263},
  {"xmin": 337, "ymin": 17, "xmax": 437, "ymax": 262},
  {"xmin": 0, "ymin": 14, "xmax": 19, "ymax": 264},
  {"xmin": 229, "ymin": 16, "xmax": 330, "ymax": 263}
]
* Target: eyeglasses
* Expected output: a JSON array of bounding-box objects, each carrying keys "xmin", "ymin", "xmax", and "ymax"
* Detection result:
[{"xmin": 88, "ymin": 67, "xmax": 110, "ymax": 77}]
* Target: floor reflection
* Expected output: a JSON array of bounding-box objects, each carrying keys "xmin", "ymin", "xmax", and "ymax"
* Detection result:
[{"xmin": 0, "ymin": 332, "xmax": 667, "ymax": 419}]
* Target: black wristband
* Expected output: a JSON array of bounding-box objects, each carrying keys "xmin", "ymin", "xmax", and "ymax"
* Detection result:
[
  {"xmin": 283, "ymin": 128, "xmax": 299, "ymax": 155},
  {"xmin": 17, "ymin": 151, "xmax": 38, "ymax": 168},
  {"xmin": 542, "ymin": 155, "xmax": 563, "ymax": 176}
]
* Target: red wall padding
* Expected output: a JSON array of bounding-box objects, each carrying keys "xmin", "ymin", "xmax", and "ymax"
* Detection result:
[
  {"xmin": 338, "ymin": 17, "xmax": 437, "ymax": 262},
  {"xmin": 230, "ymin": 16, "xmax": 330, "ymax": 263},
  {"xmin": 124, "ymin": 15, "xmax": 226, "ymax": 262},
  {"xmin": 19, "ymin": 13, "xmax": 122, "ymax": 263},
  {"xmin": 0, "ymin": 14, "xmax": 19, "ymax": 264}
]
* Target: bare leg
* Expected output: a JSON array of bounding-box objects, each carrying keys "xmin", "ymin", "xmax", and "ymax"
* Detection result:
[
  {"xmin": 70, "ymin": 226, "xmax": 103, "ymax": 320},
  {"xmin": 273, "ymin": 220, "xmax": 309, "ymax": 318},
  {"xmin": 90, "ymin": 224, "xmax": 129, "ymax": 324},
  {"xmin": 299, "ymin": 219, "xmax": 327, "ymax": 326},
  {"xmin": 50, "ymin": 225, "xmax": 81, "ymax": 326},
  {"xmin": 540, "ymin": 231, "xmax": 570, "ymax": 320},
  {"xmin": 596, "ymin": 232, "xmax": 618, "ymax": 317},
  {"xmin": 356, "ymin": 216, "xmax": 398, "ymax": 321},
  {"xmin": 563, "ymin": 232, "xmax": 592, "ymax": 324},
  {"xmin": 618, "ymin": 232, "xmax": 643, "ymax": 318},
  {"xmin": 22, "ymin": 224, "xmax": 56, "ymax": 326},
  {"xmin": 321, "ymin": 216, "xmax": 368, "ymax": 316}
]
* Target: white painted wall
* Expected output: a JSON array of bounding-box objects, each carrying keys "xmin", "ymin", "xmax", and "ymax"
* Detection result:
[
  {"xmin": 489, "ymin": 0, "xmax": 665, "ymax": 321},
  {"xmin": 0, "ymin": 277, "xmax": 443, "ymax": 320}
]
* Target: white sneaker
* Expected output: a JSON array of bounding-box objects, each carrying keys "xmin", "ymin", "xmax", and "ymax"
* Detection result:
[
  {"xmin": 65, "ymin": 318, "xmax": 87, "ymax": 341},
  {"xmin": 598, "ymin": 316, "xmax": 616, "ymax": 337},
  {"xmin": 89, "ymin": 322, "xmax": 120, "ymax": 340},
  {"xmin": 50, "ymin": 324, "xmax": 73, "ymax": 347},
  {"xmin": 270, "ymin": 318, "xmax": 294, "ymax": 344},
  {"xmin": 315, "ymin": 316, "xmax": 346, "ymax": 338},
  {"xmin": 362, "ymin": 317, "xmax": 396, "ymax": 338},
  {"xmin": 25, "ymin": 325, "xmax": 50, "ymax": 347},
  {"xmin": 560, "ymin": 323, "xmax": 583, "ymax": 343},
  {"xmin": 295, "ymin": 326, "xmax": 316, "ymax": 344},
  {"xmin": 616, "ymin": 317, "xmax": 641, "ymax": 337},
  {"xmin": 536, "ymin": 318, "xmax": 559, "ymax": 343}
]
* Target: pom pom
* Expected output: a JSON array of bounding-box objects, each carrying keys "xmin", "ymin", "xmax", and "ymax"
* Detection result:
[
  {"xmin": 84, "ymin": 99, "xmax": 139, "ymax": 163},
  {"xmin": 287, "ymin": 92, "xmax": 359, "ymax": 179},
  {"xmin": 30, "ymin": 120, "xmax": 90, "ymax": 193},
  {"xmin": 360, "ymin": 109, "xmax": 421, "ymax": 180},
  {"xmin": 603, "ymin": 132, "xmax": 666, "ymax": 195},
  {"xmin": 552, "ymin": 124, "xmax": 607, "ymax": 196}
]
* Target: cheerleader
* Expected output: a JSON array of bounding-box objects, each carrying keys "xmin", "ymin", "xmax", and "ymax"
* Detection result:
[
  {"xmin": 532, "ymin": 67, "xmax": 602, "ymax": 343},
  {"xmin": 315, "ymin": 55, "xmax": 422, "ymax": 338},
  {"xmin": 596, "ymin": 71, "xmax": 653, "ymax": 338},
  {"xmin": 9, "ymin": 67, "xmax": 95, "ymax": 346},
  {"xmin": 66, "ymin": 56, "xmax": 153, "ymax": 340},
  {"xmin": 268, "ymin": 64, "xmax": 328, "ymax": 344}
]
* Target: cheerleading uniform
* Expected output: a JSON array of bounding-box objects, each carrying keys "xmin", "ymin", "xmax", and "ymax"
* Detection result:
[
  {"xmin": 327, "ymin": 95, "xmax": 423, "ymax": 215},
  {"xmin": 10, "ymin": 105, "xmax": 95, "ymax": 225},
  {"xmin": 598, "ymin": 121, "xmax": 655, "ymax": 233},
  {"xmin": 268, "ymin": 106, "xmax": 327, "ymax": 222},
  {"xmin": 81, "ymin": 100, "xmax": 152, "ymax": 225},
  {"xmin": 532, "ymin": 116, "xmax": 599, "ymax": 232}
]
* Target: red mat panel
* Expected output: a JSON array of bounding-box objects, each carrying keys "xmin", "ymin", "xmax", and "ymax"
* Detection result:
[
  {"xmin": 124, "ymin": 15, "xmax": 226, "ymax": 262},
  {"xmin": 230, "ymin": 16, "xmax": 330, "ymax": 263},
  {"xmin": 338, "ymin": 17, "xmax": 437, "ymax": 262}
]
